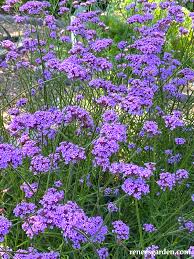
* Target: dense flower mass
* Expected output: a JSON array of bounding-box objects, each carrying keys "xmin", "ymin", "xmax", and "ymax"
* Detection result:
[{"xmin": 0, "ymin": 0, "xmax": 193, "ymax": 257}]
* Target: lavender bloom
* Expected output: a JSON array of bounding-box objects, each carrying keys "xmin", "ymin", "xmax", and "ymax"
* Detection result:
[
  {"xmin": 104, "ymin": 188, "xmax": 112, "ymax": 196},
  {"xmin": 117, "ymin": 41, "xmax": 127, "ymax": 49},
  {"xmin": 16, "ymin": 98, "xmax": 28, "ymax": 107},
  {"xmin": 164, "ymin": 149, "xmax": 173, "ymax": 156},
  {"xmin": 179, "ymin": 217, "xmax": 194, "ymax": 233},
  {"xmin": 157, "ymin": 172, "xmax": 176, "ymax": 191},
  {"xmin": 109, "ymin": 162, "xmax": 153, "ymax": 179},
  {"xmin": 189, "ymin": 246, "xmax": 194, "ymax": 258},
  {"xmin": 112, "ymin": 220, "xmax": 129, "ymax": 241},
  {"xmin": 56, "ymin": 142, "xmax": 86, "ymax": 164},
  {"xmin": 127, "ymin": 13, "xmax": 153, "ymax": 24},
  {"xmin": 0, "ymin": 216, "xmax": 12, "ymax": 242},
  {"xmin": 63, "ymin": 106, "xmax": 94, "ymax": 129},
  {"xmin": 30, "ymin": 154, "xmax": 58, "ymax": 175},
  {"xmin": 13, "ymin": 202, "xmax": 36, "ymax": 218},
  {"xmin": 175, "ymin": 138, "xmax": 186, "ymax": 145},
  {"xmin": 163, "ymin": 111, "xmax": 184, "ymax": 130},
  {"xmin": 59, "ymin": 58, "xmax": 89, "ymax": 81},
  {"xmin": 19, "ymin": 1, "xmax": 51, "ymax": 14},
  {"xmin": 54, "ymin": 180, "xmax": 62, "ymax": 188},
  {"xmin": 167, "ymin": 153, "xmax": 182, "ymax": 164},
  {"xmin": 0, "ymin": 247, "xmax": 12, "ymax": 259},
  {"xmin": 143, "ymin": 223, "xmax": 157, "ymax": 233},
  {"xmin": 175, "ymin": 169, "xmax": 189, "ymax": 184},
  {"xmin": 144, "ymin": 245, "xmax": 159, "ymax": 259},
  {"xmin": 13, "ymin": 249, "xmax": 59, "ymax": 259},
  {"xmin": 1, "ymin": 40, "xmax": 16, "ymax": 50},
  {"xmin": 107, "ymin": 202, "xmax": 118, "ymax": 213},
  {"xmin": 184, "ymin": 221, "xmax": 194, "ymax": 233},
  {"xmin": 102, "ymin": 110, "xmax": 118, "ymax": 123},
  {"xmin": 192, "ymin": 194, "xmax": 194, "ymax": 202},
  {"xmin": 20, "ymin": 182, "xmax": 38, "ymax": 198},
  {"xmin": 92, "ymin": 120, "xmax": 126, "ymax": 171},
  {"xmin": 90, "ymin": 39, "xmax": 113, "ymax": 52},
  {"xmin": 22, "ymin": 215, "xmax": 48, "ymax": 238},
  {"xmin": 20, "ymin": 139, "xmax": 40, "ymax": 158},
  {"xmin": 141, "ymin": 120, "xmax": 161, "ymax": 137},
  {"xmin": 122, "ymin": 178, "xmax": 150, "ymax": 199},
  {"xmin": 97, "ymin": 247, "xmax": 109, "ymax": 259},
  {"xmin": 0, "ymin": 144, "xmax": 23, "ymax": 169}
]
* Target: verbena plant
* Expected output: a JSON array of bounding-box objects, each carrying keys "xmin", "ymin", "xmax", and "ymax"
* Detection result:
[{"xmin": 0, "ymin": 0, "xmax": 194, "ymax": 258}]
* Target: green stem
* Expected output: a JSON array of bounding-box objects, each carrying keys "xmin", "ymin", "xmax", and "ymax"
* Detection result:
[{"xmin": 135, "ymin": 199, "xmax": 144, "ymax": 250}]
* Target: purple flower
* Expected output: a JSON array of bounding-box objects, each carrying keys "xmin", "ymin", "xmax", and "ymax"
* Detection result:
[
  {"xmin": 107, "ymin": 202, "xmax": 118, "ymax": 213},
  {"xmin": 0, "ymin": 247, "xmax": 12, "ymax": 259},
  {"xmin": 167, "ymin": 153, "xmax": 182, "ymax": 164},
  {"xmin": 16, "ymin": 98, "xmax": 28, "ymax": 107},
  {"xmin": 97, "ymin": 247, "xmax": 109, "ymax": 259},
  {"xmin": 175, "ymin": 138, "xmax": 186, "ymax": 145},
  {"xmin": 104, "ymin": 188, "xmax": 112, "ymax": 196},
  {"xmin": 19, "ymin": 1, "xmax": 51, "ymax": 14},
  {"xmin": 112, "ymin": 220, "xmax": 129, "ymax": 241},
  {"xmin": 22, "ymin": 215, "xmax": 48, "ymax": 239},
  {"xmin": 0, "ymin": 216, "xmax": 12, "ymax": 242},
  {"xmin": 144, "ymin": 245, "xmax": 159, "ymax": 259},
  {"xmin": 117, "ymin": 41, "xmax": 127, "ymax": 49},
  {"xmin": 90, "ymin": 39, "xmax": 113, "ymax": 52},
  {"xmin": 20, "ymin": 182, "xmax": 38, "ymax": 198},
  {"xmin": 0, "ymin": 144, "xmax": 23, "ymax": 169},
  {"xmin": 56, "ymin": 142, "xmax": 86, "ymax": 164},
  {"xmin": 63, "ymin": 106, "xmax": 94, "ymax": 129},
  {"xmin": 30, "ymin": 154, "xmax": 59, "ymax": 175},
  {"xmin": 157, "ymin": 172, "xmax": 176, "ymax": 191},
  {"xmin": 141, "ymin": 120, "xmax": 161, "ymax": 137},
  {"xmin": 13, "ymin": 202, "xmax": 37, "ymax": 218},
  {"xmin": 189, "ymin": 246, "xmax": 194, "ymax": 258},
  {"xmin": 127, "ymin": 13, "xmax": 153, "ymax": 24},
  {"xmin": 143, "ymin": 223, "xmax": 157, "ymax": 233},
  {"xmin": 54, "ymin": 180, "xmax": 62, "ymax": 188},
  {"xmin": 122, "ymin": 178, "xmax": 150, "ymax": 199},
  {"xmin": 102, "ymin": 110, "xmax": 118, "ymax": 123},
  {"xmin": 163, "ymin": 110, "xmax": 184, "ymax": 130},
  {"xmin": 175, "ymin": 169, "xmax": 189, "ymax": 184}
]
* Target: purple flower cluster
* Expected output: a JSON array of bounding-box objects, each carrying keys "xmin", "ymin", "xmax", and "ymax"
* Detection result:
[
  {"xmin": 13, "ymin": 202, "xmax": 37, "ymax": 218},
  {"xmin": 56, "ymin": 142, "xmax": 86, "ymax": 164},
  {"xmin": 143, "ymin": 223, "xmax": 157, "ymax": 233},
  {"xmin": 163, "ymin": 110, "xmax": 184, "ymax": 130},
  {"xmin": 0, "ymin": 216, "xmax": 12, "ymax": 242},
  {"xmin": 20, "ymin": 182, "xmax": 38, "ymax": 198},
  {"xmin": 19, "ymin": 188, "xmax": 108, "ymax": 249},
  {"xmin": 0, "ymin": 0, "xmax": 193, "ymax": 256},
  {"xmin": 179, "ymin": 217, "xmax": 194, "ymax": 233},
  {"xmin": 97, "ymin": 247, "xmax": 109, "ymax": 259},
  {"xmin": 0, "ymin": 144, "xmax": 23, "ymax": 169},
  {"xmin": 12, "ymin": 248, "xmax": 59, "ymax": 259},
  {"xmin": 107, "ymin": 202, "xmax": 118, "ymax": 213},
  {"xmin": 92, "ymin": 112, "xmax": 126, "ymax": 170},
  {"xmin": 112, "ymin": 220, "xmax": 130, "ymax": 241},
  {"xmin": 122, "ymin": 178, "xmax": 150, "ymax": 199},
  {"xmin": 19, "ymin": 1, "xmax": 51, "ymax": 15},
  {"xmin": 140, "ymin": 120, "xmax": 161, "ymax": 137},
  {"xmin": 157, "ymin": 169, "xmax": 189, "ymax": 191},
  {"xmin": 90, "ymin": 39, "xmax": 113, "ymax": 52}
]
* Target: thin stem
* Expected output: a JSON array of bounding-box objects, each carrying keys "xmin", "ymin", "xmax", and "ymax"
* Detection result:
[{"xmin": 135, "ymin": 199, "xmax": 144, "ymax": 250}]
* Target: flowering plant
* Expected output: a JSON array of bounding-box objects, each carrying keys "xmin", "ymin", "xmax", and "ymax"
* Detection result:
[{"xmin": 0, "ymin": 0, "xmax": 194, "ymax": 258}]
